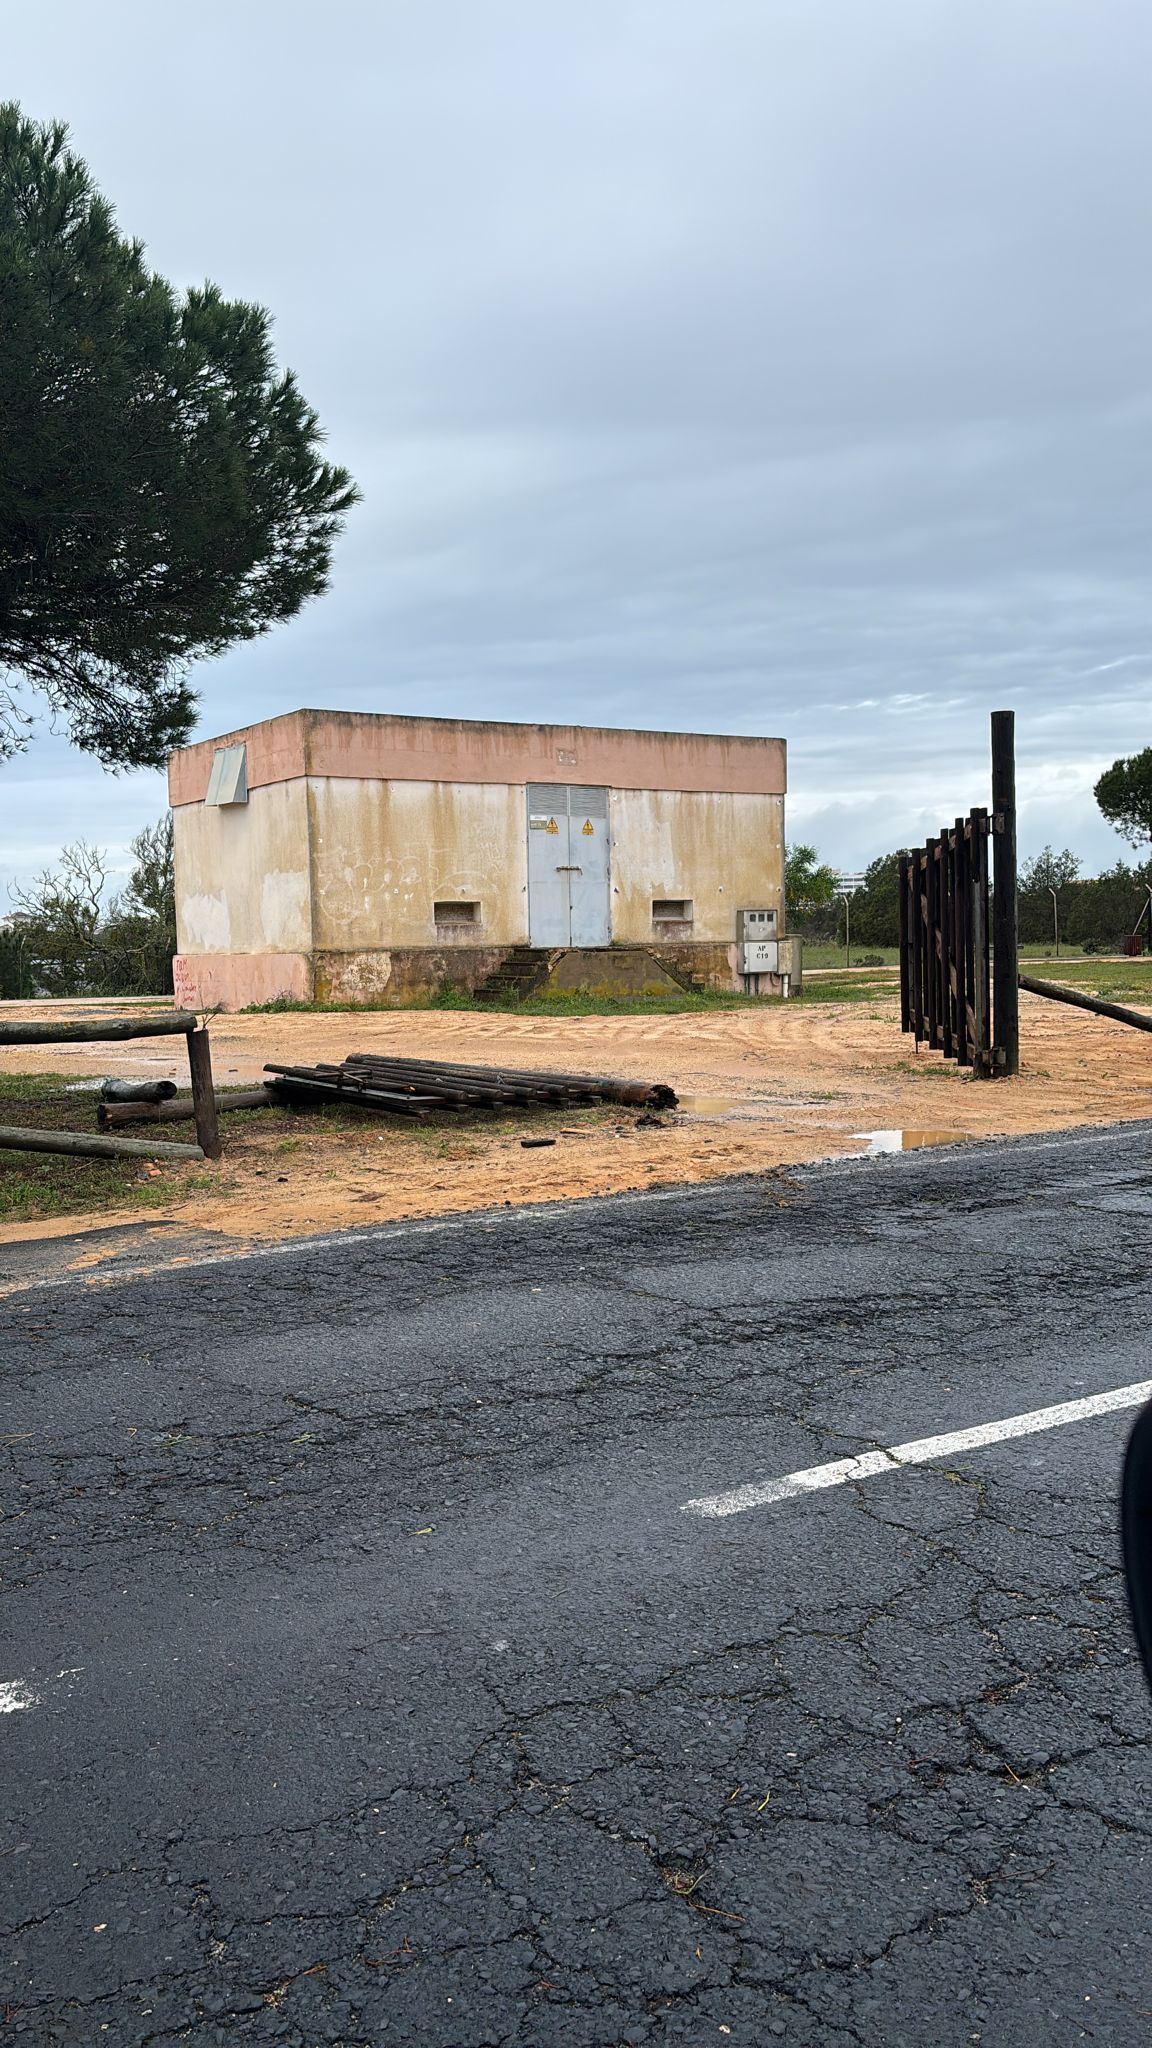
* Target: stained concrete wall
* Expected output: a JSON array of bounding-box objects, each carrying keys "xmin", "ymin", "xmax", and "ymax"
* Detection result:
[
  {"xmin": 608, "ymin": 789, "xmax": 784, "ymax": 943},
  {"xmin": 174, "ymin": 779, "xmax": 784, "ymax": 958},
  {"xmin": 173, "ymin": 780, "xmax": 311, "ymax": 956},
  {"xmin": 305, "ymin": 777, "xmax": 529, "ymax": 949}
]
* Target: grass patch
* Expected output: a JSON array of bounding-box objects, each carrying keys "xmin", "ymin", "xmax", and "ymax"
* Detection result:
[
  {"xmin": 1019, "ymin": 958, "xmax": 1152, "ymax": 1003},
  {"xmin": 796, "ymin": 974, "xmax": 897, "ymax": 1005},
  {"xmin": 803, "ymin": 946, "xmax": 901, "ymax": 969},
  {"xmin": 0, "ymin": 1072, "xmax": 181, "ymax": 1224},
  {"xmin": 0, "ymin": 1072, "xmax": 628, "ymax": 1227},
  {"xmin": 448, "ymin": 987, "xmax": 762, "ymax": 1016},
  {"xmin": 803, "ymin": 942, "xmax": 1095, "ymax": 970},
  {"xmin": 245, "ymin": 987, "xmax": 765, "ymax": 1018}
]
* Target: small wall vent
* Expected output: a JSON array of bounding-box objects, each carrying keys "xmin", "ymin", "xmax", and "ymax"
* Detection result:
[{"xmin": 205, "ymin": 744, "xmax": 248, "ymax": 806}]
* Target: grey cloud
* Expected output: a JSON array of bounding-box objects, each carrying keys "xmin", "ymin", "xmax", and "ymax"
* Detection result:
[{"xmin": 2, "ymin": 0, "xmax": 1150, "ymax": 889}]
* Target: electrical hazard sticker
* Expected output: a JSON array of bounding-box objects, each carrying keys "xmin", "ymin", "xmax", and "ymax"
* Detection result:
[
  {"xmin": 546, "ymin": 817, "xmax": 559, "ymax": 834},
  {"xmin": 582, "ymin": 819, "xmax": 594, "ymax": 835}
]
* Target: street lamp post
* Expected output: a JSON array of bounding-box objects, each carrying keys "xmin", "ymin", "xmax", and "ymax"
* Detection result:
[{"xmin": 1049, "ymin": 886, "xmax": 1059, "ymax": 959}]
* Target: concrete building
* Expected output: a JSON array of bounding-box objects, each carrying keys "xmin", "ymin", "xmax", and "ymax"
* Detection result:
[{"xmin": 168, "ymin": 709, "xmax": 795, "ymax": 1008}]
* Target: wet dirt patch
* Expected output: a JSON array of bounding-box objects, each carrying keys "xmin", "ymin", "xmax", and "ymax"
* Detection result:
[{"xmin": 0, "ymin": 987, "xmax": 1150, "ymax": 1256}]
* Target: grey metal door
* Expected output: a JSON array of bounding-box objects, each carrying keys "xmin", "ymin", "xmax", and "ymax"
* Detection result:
[
  {"xmin": 566, "ymin": 785, "xmax": 610, "ymax": 944},
  {"xmin": 527, "ymin": 784, "xmax": 571, "ymax": 945},
  {"xmin": 527, "ymin": 784, "xmax": 610, "ymax": 946}
]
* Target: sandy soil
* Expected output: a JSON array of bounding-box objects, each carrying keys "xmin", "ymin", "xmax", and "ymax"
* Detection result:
[{"xmin": 2, "ymin": 984, "xmax": 1151, "ymax": 1258}]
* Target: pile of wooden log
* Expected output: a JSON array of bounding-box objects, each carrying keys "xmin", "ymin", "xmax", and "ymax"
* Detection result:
[
  {"xmin": 263, "ymin": 1054, "xmax": 677, "ymax": 1120},
  {"xmin": 96, "ymin": 1053, "xmax": 677, "ymax": 1131}
]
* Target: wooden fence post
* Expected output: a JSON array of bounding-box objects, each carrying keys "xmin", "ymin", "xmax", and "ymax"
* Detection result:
[
  {"xmin": 915, "ymin": 850, "xmax": 927, "ymax": 1045},
  {"xmin": 186, "ymin": 1028, "xmax": 222, "ymax": 1160},
  {"xmin": 898, "ymin": 854, "xmax": 911, "ymax": 1034},
  {"xmin": 991, "ymin": 709, "xmax": 1020, "ymax": 1075},
  {"xmin": 970, "ymin": 809, "xmax": 991, "ymax": 1075}
]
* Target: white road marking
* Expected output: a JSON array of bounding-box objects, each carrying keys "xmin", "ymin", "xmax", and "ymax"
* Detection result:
[
  {"xmin": 0, "ymin": 1681, "xmax": 38, "ymax": 1713},
  {"xmin": 683, "ymin": 1378, "xmax": 1152, "ymax": 1519}
]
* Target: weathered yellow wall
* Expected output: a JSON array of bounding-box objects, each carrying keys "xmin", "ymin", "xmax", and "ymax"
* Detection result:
[
  {"xmin": 306, "ymin": 778, "xmax": 529, "ymax": 949},
  {"xmin": 174, "ymin": 778, "xmax": 785, "ymax": 964},
  {"xmin": 173, "ymin": 781, "xmax": 311, "ymax": 955},
  {"xmin": 608, "ymin": 790, "xmax": 784, "ymax": 943}
]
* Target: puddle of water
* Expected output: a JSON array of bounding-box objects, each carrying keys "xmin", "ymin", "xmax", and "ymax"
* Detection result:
[
  {"xmin": 854, "ymin": 1128, "xmax": 970, "ymax": 1156},
  {"xmin": 677, "ymin": 1094, "xmax": 741, "ymax": 1116}
]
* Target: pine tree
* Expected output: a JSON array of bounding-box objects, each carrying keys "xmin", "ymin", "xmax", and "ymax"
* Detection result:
[{"xmin": 0, "ymin": 104, "xmax": 359, "ymax": 767}]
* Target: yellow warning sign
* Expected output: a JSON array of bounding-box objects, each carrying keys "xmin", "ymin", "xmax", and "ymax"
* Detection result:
[
  {"xmin": 582, "ymin": 819, "xmax": 594, "ymax": 835},
  {"xmin": 546, "ymin": 817, "xmax": 559, "ymax": 834}
]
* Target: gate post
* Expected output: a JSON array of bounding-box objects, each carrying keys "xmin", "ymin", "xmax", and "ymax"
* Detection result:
[
  {"xmin": 898, "ymin": 854, "xmax": 911, "ymax": 1034},
  {"xmin": 991, "ymin": 709, "xmax": 1020, "ymax": 1076}
]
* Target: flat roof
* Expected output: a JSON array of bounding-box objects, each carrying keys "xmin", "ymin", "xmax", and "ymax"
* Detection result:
[{"xmin": 168, "ymin": 708, "xmax": 786, "ymax": 805}]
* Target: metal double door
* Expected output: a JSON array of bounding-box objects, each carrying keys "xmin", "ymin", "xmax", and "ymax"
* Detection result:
[{"xmin": 527, "ymin": 784, "xmax": 610, "ymax": 946}]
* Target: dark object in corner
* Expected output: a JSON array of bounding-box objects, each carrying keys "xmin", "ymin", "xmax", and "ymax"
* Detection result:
[
  {"xmin": 1122, "ymin": 1398, "xmax": 1152, "ymax": 1697},
  {"xmin": 520, "ymin": 1137, "xmax": 556, "ymax": 1149}
]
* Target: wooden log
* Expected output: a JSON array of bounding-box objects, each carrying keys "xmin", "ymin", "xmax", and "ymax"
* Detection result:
[
  {"xmin": 186, "ymin": 1028, "xmax": 222, "ymax": 1160},
  {"xmin": 0, "ymin": 1012, "xmax": 197, "ymax": 1046},
  {"xmin": 265, "ymin": 1075, "xmax": 433, "ymax": 1119},
  {"xmin": 991, "ymin": 709, "xmax": 1020, "ymax": 1074},
  {"xmin": 1019, "ymin": 974, "xmax": 1152, "ymax": 1035},
  {"xmin": 98, "ymin": 1088, "xmax": 274, "ymax": 1129},
  {"xmin": 343, "ymin": 1054, "xmax": 677, "ymax": 1107},
  {"xmin": 0, "ymin": 1125, "xmax": 204, "ymax": 1162}
]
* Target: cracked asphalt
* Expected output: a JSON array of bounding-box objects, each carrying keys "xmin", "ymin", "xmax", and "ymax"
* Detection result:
[{"xmin": 3, "ymin": 1123, "xmax": 1152, "ymax": 2046}]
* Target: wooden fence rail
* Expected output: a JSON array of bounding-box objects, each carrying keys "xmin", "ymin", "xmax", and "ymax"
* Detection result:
[{"xmin": 0, "ymin": 1011, "xmax": 221, "ymax": 1160}]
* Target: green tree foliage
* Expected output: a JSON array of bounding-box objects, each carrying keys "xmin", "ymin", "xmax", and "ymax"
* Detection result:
[
  {"xmin": 0, "ymin": 104, "xmax": 359, "ymax": 768},
  {"xmin": 785, "ymin": 843, "xmax": 837, "ymax": 913},
  {"xmin": 7, "ymin": 815, "xmax": 176, "ymax": 995},
  {"xmin": 843, "ymin": 850, "xmax": 904, "ymax": 948},
  {"xmin": 1017, "ymin": 846, "xmax": 1081, "ymax": 944},
  {"xmin": 1062, "ymin": 859, "xmax": 1152, "ymax": 953},
  {"xmin": 1019, "ymin": 846, "xmax": 1081, "ymax": 892},
  {"xmin": 1095, "ymin": 750, "xmax": 1152, "ymax": 852},
  {"xmin": 0, "ymin": 924, "xmax": 34, "ymax": 997},
  {"xmin": 785, "ymin": 832, "xmax": 1152, "ymax": 958}
]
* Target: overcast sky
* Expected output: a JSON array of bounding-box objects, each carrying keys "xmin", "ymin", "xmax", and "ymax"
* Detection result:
[{"xmin": 4, "ymin": 0, "xmax": 1151, "ymax": 896}]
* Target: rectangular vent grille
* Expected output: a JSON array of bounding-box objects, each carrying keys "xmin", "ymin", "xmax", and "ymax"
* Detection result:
[
  {"xmin": 527, "ymin": 783, "xmax": 568, "ymax": 813},
  {"xmin": 567, "ymin": 785, "xmax": 608, "ymax": 818},
  {"xmin": 527, "ymin": 783, "xmax": 608, "ymax": 817}
]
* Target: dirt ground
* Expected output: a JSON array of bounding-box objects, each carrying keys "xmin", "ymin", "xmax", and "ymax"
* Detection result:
[{"xmin": 1, "ymin": 982, "xmax": 1151, "ymax": 1264}]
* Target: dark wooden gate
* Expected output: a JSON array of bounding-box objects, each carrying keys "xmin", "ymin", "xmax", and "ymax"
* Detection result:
[
  {"xmin": 899, "ymin": 813, "xmax": 993, "ymax": 1073},
  {"xmin": 898, "ymin": 710, "xmax": 1020, "ymax": 1079}
]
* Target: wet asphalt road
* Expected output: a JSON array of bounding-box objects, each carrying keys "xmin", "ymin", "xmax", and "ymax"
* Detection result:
[{"xmin": 3, "ymin": 1124, "xmax": 1152, "ymax": 2046}]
